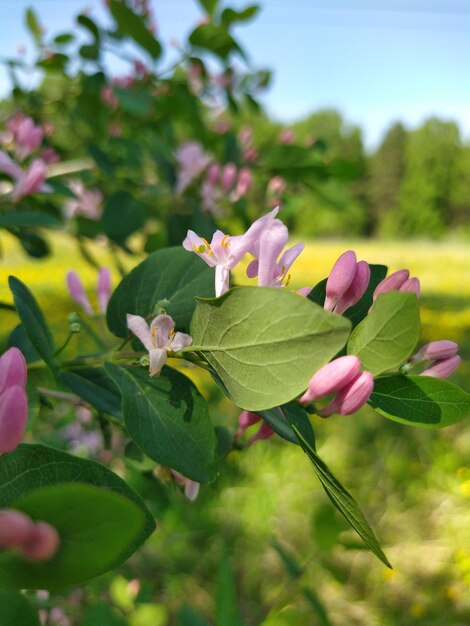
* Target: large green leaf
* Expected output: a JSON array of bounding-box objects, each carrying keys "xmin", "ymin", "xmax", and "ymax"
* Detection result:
[
  {"xmin": 0, "ymin": 589, "xmax": 41, "ymax": 626},
  {"xmin": 290, "ymin": 426, "xmax": 392, "ymax": 568},
  {"xmin": 106, "ymin": 247, "xmax": 215, "ymax": 336},
  {"xmin": 109, "ymin": 0, "xmax": 162, "ymax": 59},
  {"xmin": 8, "ymin": 277, "xmax": 57, "ymax": 376},
  {"xmin": 189, "ymin": 286, "xmax": 351, "ymax": 411},
  {"xmin": 347, "ymin": 291, "xmax": 420, "ymax": 375},
  {"xmin": 62, "ymin": 367, "xmax": 122, "ymax": 419},
  {"xmin": 0, "ymin": 444, "xmax": 155, "ymax": 555},
  {"xmin": 105, "ymin": 364, "xmax": 218, "ymax": 483},
  {"xmin": 0, "ymin": 483, "xmax": 147, "ymax": 590},
  {"xmin": 369, "ymin": 374, "xmax": 470, "ymax": 428}
]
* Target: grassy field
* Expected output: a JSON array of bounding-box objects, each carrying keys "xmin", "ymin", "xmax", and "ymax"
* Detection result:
[{"xmin": 1, "ymin": 230, "xmax": 470, "ymax": 625}]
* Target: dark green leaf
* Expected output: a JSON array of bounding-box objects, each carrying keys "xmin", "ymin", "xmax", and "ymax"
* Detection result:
[
  {"xmin": 190, "ymin": 286, "xmax": 351, "ymax": 411},
  {"xmin": 79, "ymin": 44, "xmax": 100, "ymax": 60},
  {"xmin": 197, "ymin": 0, "xmax": 219, "ymax": 16},
  {"xmin": 114, "ymin": 87, "xmax": 154, "ymax": 116},
  {"xmin": 8, "ymin": 324, "xmax": 41, "ymax": 363},
  {"xmin": 106, "ymin": 247, "xmax": 215, "ymax": 336},
  {"xmin": 105, "ymin": 364, "xmax": 218, "ymax": 483},
  {"xmin": 53, "ymin": 33, "xmax": 74, "ymax": 45},
  {"xmin": 0, "ymin": 483, "xmax": 148, "ymax": 589},
  {"xmin": 83, "ymin": 604, "xmax": 128, "ymax": 626},
  {"xmin": 189, "ymin": 24, "xmax": 239, "ymax": 60},
  {"xmin": 177, "ymin": 605, "xmax": 211, "ymax": 626},
  {"xmin": 77, "ymin": 14, "xmax": 100, "ymax": 40},
  {"xmin": 290, "ymin": 426, "xmax": 392, "ymax": 568},
  {"xmin": 0, "ymin": 588, "xmax": 41, "ymax": 626},
  {"xmin": 221, "ymin": 5, "xmax": 260, "ymax": 27},
  {"xmin": 101, "ymin": 191, "xmax": 147, "ymax": 243},
  {"xmin": 25, "ymin": 8, "xmax": 42, "ymax": 46},
  {"xmin": 61, "ymin": 368, "xmax": 122, "ymax": 419},
  {"xmin": 8, "ymin": 277, "xmax": 57, "ymax": 376},
  {"xmin": 215, "ymin": 555, "xmax": 242, "ymax": 626},
  {"xmin": 0, "ymin": 212, "xmax": 60, "ymax": 229},
  {"xmin": 347, "ymin": 291, "xmax": 420, "ymax": 375},
  {"xmin": 109, "ymin": 0, "xmax": 162, "ymax": 60},
  {"xmin": 260, "ymin": 402, "xmax": 315, "ymax": 448},
  {"xmin": 369, "ymin": 374, "xmax": 470, "ymax": 428},
  {"xmin": 9, "ymin": 229, "xmax": 50, "ymax": 258},
  {"xmin": 0, "ymin": 444, "xmax": 155, "ymax": 558}
]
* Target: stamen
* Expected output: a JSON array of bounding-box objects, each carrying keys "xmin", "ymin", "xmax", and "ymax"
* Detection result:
[
  {"xmin": 221, "ymin": 235, "xmax": 231, "ymax": 248},
  {"xmin": 193, "ymin": 237, "xmax": 212, "ymax": 255},
  {"xmin": 284, "ymin": 273, "xmax": 291, "ymax": 287}
]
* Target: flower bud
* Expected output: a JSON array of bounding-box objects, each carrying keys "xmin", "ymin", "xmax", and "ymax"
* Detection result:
[
  {"xmin": 411, "ymin": 340, "xmax": 459, "ymax": 363},
  {"xmin": 324, "ymin": 250, "xmax": 357, "ymax": 312},
  {"xmin": 0, "ymin": 347, "xmax": 27, "ymax": 394},
  {"xmin": 97, "ymin": 267, "xmax": 112, "ymax": 314},
  {"xmin": 206, "ymin": 163, "xmax": 220, "ymax": 186},
  {"xmin": 246, "ymin": 420, "xmax": 275, "ymax": 447},
  {"xmin": 221, "ymin": 162, "xmax": 237, "ymax": 192},
  {"xmin": 66, "ymin": 271, "xmax": 93, "ymax": 315},
  {"xmin": 0, "ymin": 509, "xmax": 34, "ymax": 548},
  {"xmin": 300, "ymin": 355, "xmax": 361, "ymax": 404},
  {"xmin": 21, "ymin": 521, "xmax": 60, "ymax": 561},
  {"xmin": 334, "ymin": 260, "xmax": 370, "ymax": 314},
  {"xmin": 373, "ymin": 269, "xmax": 409, "ymax": 301},
  {"xmin": 235, "ymin": 410, "xmax": 261, "ymax": 438},
  {"xmin": 320, "ymin": 371, "xmax": 374, "ymax": 417},
  {"xmin": 399, "ymin": 277, "xmax": 420, "ymax": 297},
  {"xmin": 235, "ymin": 168, "xmax": 252, "ymax": 197},
  {"xmin": 420, "ymin": 355, "xmax": 461, "ymax": 379},
  {"xmin": 0, "ymin": 385, "xmax": 28, "ymax": 455}
]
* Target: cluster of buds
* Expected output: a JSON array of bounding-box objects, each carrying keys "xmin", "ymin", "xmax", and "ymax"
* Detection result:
[
  {"xmin": 235, "ymin": 411, "xmax": 275, "ymax": 446},
  {"xmin": 410, "ymin": 340, "xmax": 461, "ymax": 379},
  {"xmin": 238, "ymin": 126, "xmax": 258, "ymax": 163},
  {"xmin": 174, "ymin": 142, "xmax": 212, "ymax": 195},
  {"xmin": 324, "ymin": 250, "xmax": 371, "ymax": 315},
  {"xmin": 300, "ymin": 355, "xmax": 374, "ymax": 417},
  {"xmin": 0, "ymin": 348, "xmax": 28, "ymax": 455},
  {"xmin": 0, "ymin": 509, "xmax": 59, "ymax": 560},
  {"xmin": 373, "ymin": 269, "xmax": 420, "ymax": 301},
  {"xmin": 201, "ymin": 162, "xmax": 252, "ymax": 215},
  {"xmin": 66, "ymin": 268, "xmax": 112, "ymax": 316}
]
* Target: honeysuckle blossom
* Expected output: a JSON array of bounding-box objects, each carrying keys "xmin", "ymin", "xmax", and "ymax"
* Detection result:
[
  {"xmin": 9, "ymin": 115, "xmax": 43, "ymax": 160},
  {"xmin": 420, "ymin": 355, "xmax": 461, "ymax": 379},
  {"xmin": 0, "ymin": 347, "xmax": 28, "ymax": 455},
  {"xmin": 0, "ymin": 509, "xmax": 60, "ymax": 561},
  {"xmin": 409, "ymin": 340, "xmax": 461, "ymax": 378},
  {"xmin": 126, "ymin": 313, "xmax": 192, "ymax": 377},
  {"xmin": 174, "ymin": 142, "xmax": 212, "ymax": 194},
  {"xmin": 64, "ymin": 180, "xmax": 103, "ymax": 221},
  {"xmin": 183, "ymin": 207, "xmax": 284, "ymax": 295},
  {"xmin": 319, "ymin": 371, "xmax": 374, "ymax": 417},
  {"xmin": 324, "ymin": 251, "xmax": 370, "ymax": 314},
  {"xmin": 66, "ymin": 268, "xmax": 112, "ymax": 316},
  {"xmin": 11, "ymin": 158, "xmax": 48, "ymax": 201},
  {"xmin": 199, "ymin": 163, "xmax": 253, "ymax": 215}
]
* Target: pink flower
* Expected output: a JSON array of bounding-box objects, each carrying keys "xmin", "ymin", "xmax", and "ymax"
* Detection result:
[
  {"xmin": 42, "ymin": 147, "xmax": 60, "ymax": 165},
  {"xmin": 279, "ymin": 128, "xmax": 294, "ymax": 144},
  {"xmin": 267, "ymin": 176, "xmax": 286, "ymax": 196},
  {"xmin": 0, "ymin": 150, "xmax": 23, "ymax": 179},
  {"xmin": 65, "ymin": 180, "xmax": 103, "ymax": 220},
  {"xmin": 0, "ymin": 509, "xmax": 59, "ymax": 561},
  {"xmin": 234, "ymin": 410, "xmax": 275, "ymax": 446},
  {"xmin": 411, "ymin": 340, "xmax": 459, "ymax": 363},
  {"xmin": 13, "ymin": 116, "xmax": 44, "ymax": 160},
  {"xmin": 0, "ymin": 347, "xmax": 28, "ymax": 455},
  {"xmin": 319, "ymin": 371, "xmax": 374, "ymax": 417},
  {"xmin": 221, "ymin": 163, "xmax": 237, "ymax": 192},
  {"xmin": 324, "ymin": 251, "xmax": 370, "ymax": 314},
  {"xmin": 66, "ymin": 268, "xmax": 112, "ymax": 316},
  {"xmin": 373, "ymin": 269, "xmax": 420, "ymax": 301},
  {"xmin": 11, "ymin": 159, "xmax": 48, "ymax": 201},
  {"xmin": 174, "ymin": 142, "xmax": 212, "ymax": 194},
  {"xmin": 171, "ymin": 470, "xmax": 200, "ymax": 501},
  {"xmin": 126, "ymin": 313, "xmax": 192, "ymax": 376},
  {"xmin": 420, "ymin": 355, "xmax": 461, "ymax": 379}
]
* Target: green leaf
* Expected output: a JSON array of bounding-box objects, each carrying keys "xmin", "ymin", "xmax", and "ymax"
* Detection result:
[
  {"xmin": 189, "ymin": 24, "xmax": 240, "ymax": 60},
  {"xmin": 0, "ymin": 483, "xmax": 149, "ymax": 590},
  {"xmin": 83, "ymin": 604, "xmax": 128, "ymax": 626},
  {"xmin": 308, "ymin": 265, "xmax": 387, "ymax": 328},
  {"xmin": 369, "ymin": 374, "xmax": 470, "ymax": 428},
  {"xmin": 190, "ymin": 286, "xmax": 351, "ymax": 411},
  {"xmin": 0, "ymin": 212, "xmax": 60, "ymax": 228},
  {"xmin": 101, "ymin": 191, "xmax": 147, "ymax": 244},
  {"xmin": 106, "ymin": 247, "xmax": 215, "ymax": 336},
  {"xmin": 347, "ymin": 291, "xmax": 420, "ymax": 375},
  {"xmin": 197, "ymin": 0, "xmax": 219, "ymax": 16},
  {"xmin": 109, "ymin": 0, "xmax": 162, "ymax": 60},
  {"xmin": 25, "ymin": 8, "xmax": 42, "ymax": 46},
  {"xmin": 259, "ymin": 402, "xmax": 315, "ymax": 448},
  {"xmin": 221, "ymin": 5, "xmax": 260, "ymax": 27},
  {"xmin": 215, "ymin": 555, "xmax": 242, "ymax": 626},
  {"xmin": 77, "ymin": 14, "xmax": 100, "ymax": 40},
  {"xmin": 8, "ymin": 324, "xmax": 41, "ymax": 363},
  {"xmin": 0, "ymin": 588, "xmax": 41, "ymax": 626},
  {"xmin": 8, "ymin": 276, "xmax": 57, "ymax": 376},
  {"xmin": 177, "ymin": 605, "xmax": 211, "ymax": 626},
  {"xmin": 61, "ymin": 368, "xmax": 122, "ymax": 419},
  {"xmin": 290, "ymin": 426, "xmax": 392, "ymax": 568},
  {"xmin": 105, "ymin": 364, "xmax": 218, "ymax": 483},
  {"xmin": 0, "ymin": 444, "xmax": 155, "ymax": 557},
  {"xmin": 113, "ymin": 86, "xmax": 154, "ymax": 116},
  {"xmin": 8, "ymin": 229, "xmax": 50, "ymax": 258}
]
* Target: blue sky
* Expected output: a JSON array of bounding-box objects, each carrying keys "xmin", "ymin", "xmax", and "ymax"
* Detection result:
[{"xmin": 0, "ymin": 0, "xmax": 469, "ymax": 149}]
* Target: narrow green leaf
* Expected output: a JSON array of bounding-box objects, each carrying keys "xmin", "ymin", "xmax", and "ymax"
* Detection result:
[
  {"xmin": 109, "ymin": 0, "xmax": 162, "ymax": 59},
  {"xmin": 106, "ymin": 247, "xmax": 215, "ymax": 337},
  {"xmin": 0, "ymin": 483, "xmax": 148, "ymax": 589},
  {"xmin": 0, "ymin": 589, "xmax": 41, "ymax": 626},
  {"xmin": 25, "ymin": 8, "xmax": 42, "ymax": 46},
  {"xmin": 197, "ymin": 0, "xmax": 219, "ymax": 16},
  {"xmin": 369, "ymin": 374, "xmax": 470, "ymax": 428},
  {"xmin": 77, "ymin": 14, "xmax": 100, "ymax": 40},
  {"xmin": 190, "ymin": 286, "xmax": 351, "ymax": 411},
  {"xmin": 189, "ymin": 24, "xmax": 239, "ymax": 60},
  {"xmin": 290, "ymin": 426, "xmax": 392, "ymax": 568},
  {"xmin": 8, "ymin": 276, "xmax": 57, "ymax": 376},
  {"xmin": 260, "ymin": 402, "xmax": 315, "ymax": 448},
  {"xmin": 0, "ymin": 212, "xmax": 60, "ymax": 228},
  {"xmin": 215, "ymin": 555, "xmax": 242, "ymax": 626},
  {"xmin": 347, "ymin": 291, "xmax": 420, "ymax": 375},
  {"xmin": 221, "ymin": 5, "xmax": 260, "ymax": 27},
  {"xmin": 61, "ymin": 368, "xmax": 123, "ymax": 419},
  {"xmin": 0, "ymin": 444, "xmax": 155, "ymax": 557},
  {"xmin": 105, "ymin": 364, "xmax": 218, "ymax": 483}
]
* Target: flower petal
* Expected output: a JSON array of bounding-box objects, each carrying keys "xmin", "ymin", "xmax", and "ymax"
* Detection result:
[
  {"xmin": 126, "ymin": 314, "xmax": 154, "ymax": 351},
  {"xmin": 0, "ymin": 385, "xmax": 28, "ymax": 455},
  {"xmin": 150, "ymin": 314, "xmax": 175, "ymax": 348},
  {"xmin": 149, "ymin": 348, "xmax": 167, "ymax": 377},
  {"xmin": 0, "ymin": 347, "xmax": 27, "ymax": 395},
  {"xmin": 169, "ymin": 332, "xmax": 193, "ymax": 352},
  {"xmin": 215, "ymin": 265, "xmax": 230, "ymax": 297}
]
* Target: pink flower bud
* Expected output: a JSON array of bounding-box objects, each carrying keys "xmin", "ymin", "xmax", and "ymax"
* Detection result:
[
  {"xmin": 21, "ymin": 521, "xmax": 60, "ymax": 560},
  {"xmin": 399, "ymin": 277, "xmax": 420, "ymax": 297},
  {"xmin": 334, "ymin": 260, "xmax": 370, "ymax": 314},
  {"xmin": 15, "ymin": 117, "xmax": 43, "ymax": 159},
  {"xmin": 206, "ymin": 163, "xmax": 220, "ymax": 186},
  {"xmin": 235, "ymin": 410, "xmax": 261, "ymax": 438},
  {"xmin": 235, "ymin": 168, "xmax": 252, "ymax": 197},
  {"xmin": 411, "ymin": 340, "xmax": 459, "ymax": 363},
  {"xmin": 420, "ymin": 355, "xmax": 461, "ymax": 379},
  {"xmin": 0, "ymin": 385, "xmax": 28, "ymax": 455},
  {"xmin": 267, "ymin": 176, "xmax": 286, "ymax": 196},
  {"xmin": 0, "ymin": 347, "xmax": 27, "ymax": 394},
  {"xmin": 246, "ymin": 420, "xmax": 275, "ymax": 447},
  {"xmin": 97, "ymin": 268, "xmax": 112, "ymax": 314},
  {"xmin": 66, "ymin": 271, "xmax": 93, "ymax": 315},
  {"xmin": 373, "ymin": 269, "xmax": 409, "ymax": 301},
  {"xmin": 320, "ymin": 371, "xmax": 374, "ymax": 417},
  {"xmin": 42, "ymin": 147, "xmax": 60, "ymax": 165},
  {"xmin": 300, "ymin": 355, "xmax": 361, "ymax": 404},
  {"xmin": 221, "ymin": 162, "xmax": 237, "ymax": 192},
  {"xmin": 279, "ymin": 128, "xmax": 294, "ymax": 144},
  {"xmin": 0, "ymin": 509, "xmax": 34, "ymax": 548},
  {"xmin": 324, "ymin": 250, "xmax": 357, "ymax": 312}
]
